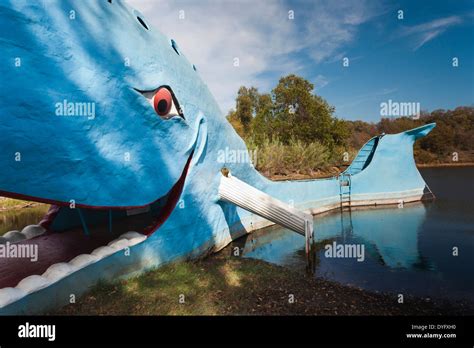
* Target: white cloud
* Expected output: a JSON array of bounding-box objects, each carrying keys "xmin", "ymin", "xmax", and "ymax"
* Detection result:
[
  {"xmin": 399, "ymin": 16, "xmax": 463, "ymax": 51},
  {"xmin": 313, "ymin": 74, "xmax": 329, "ymax": 90},
  {"xmin": 302, "ymin": 1, "xmax": 387, "ymax": 63},
  {"xmin": 126, "ymin": 0, "xmax": 383, "ymax": 112}
]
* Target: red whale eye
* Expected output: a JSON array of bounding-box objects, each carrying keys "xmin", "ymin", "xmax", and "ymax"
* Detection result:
[{"xmin": 153, "ymin": 87, "xmax": 173, "ymax": 117}]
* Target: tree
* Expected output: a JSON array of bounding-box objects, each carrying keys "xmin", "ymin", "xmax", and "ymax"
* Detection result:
[
  {"xmin": 251, "ymin": 93, "xmax": 273, "ymax": 144},
  {"xmin": 227, "ymin": 75, "xmax": 474, "ymax": 166},
  {"xmin": 271, "ymin": 74, "xmax": 347, "ymax": 148},
  {"xmin": 226, "ymin": 109, "xmax": 245, "ymax": 138},
  {"xmin": 234, "ymin": 86, "xmax": 259, "ymax": 134}
]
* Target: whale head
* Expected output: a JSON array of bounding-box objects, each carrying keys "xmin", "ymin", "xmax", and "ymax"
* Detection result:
[
  {"xmin": 0, "ymin": 0, "xmax": 222, "ymax": 209},
  {"xmin": 0, "ymin": 0, "xmax": 261, "ymax": 313}
]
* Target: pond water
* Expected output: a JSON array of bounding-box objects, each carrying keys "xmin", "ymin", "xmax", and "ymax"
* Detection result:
[{"xmin": 230, "ymin": 166, "xmax": 474, "ymax": 303}]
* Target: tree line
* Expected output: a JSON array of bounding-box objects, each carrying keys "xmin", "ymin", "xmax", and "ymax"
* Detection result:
[{"xmin": 226, "ymin": 74, "xmax": 473, "ymax": 177}]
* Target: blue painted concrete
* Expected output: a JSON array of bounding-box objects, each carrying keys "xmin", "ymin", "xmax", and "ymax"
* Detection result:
[{"xmin": 0, "ymin": 0, "xmax": 435, "ymax": 314}]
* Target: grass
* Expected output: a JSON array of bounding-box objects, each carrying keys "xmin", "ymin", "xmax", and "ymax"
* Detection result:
[
  {"xmin": 0, "ymin": 198, "xmax": 49, "ymax": 235},
  {"xmin": 53, "ymin": 253, "xmax": 472, "ymax": 316},
  {"xmin": 56, "ymin": 255, "xmax": 282, "ymax": 315},
  {"xmin": 247, "ymin": 137, "xmax": 356, "ymax": 178},
  {"xmin": 0, "ymin": 198, "xmax": 37, "ymax": 209}
]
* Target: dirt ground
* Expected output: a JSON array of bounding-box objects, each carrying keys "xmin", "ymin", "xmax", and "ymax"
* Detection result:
[{"xmin": 54, "ymin": 253, "xmax": 472, "ymax": 316}]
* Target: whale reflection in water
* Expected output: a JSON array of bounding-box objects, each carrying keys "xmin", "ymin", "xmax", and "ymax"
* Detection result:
[{"xmin": 234, "ymin": 202, "xmax": 429, "ymax": 273}]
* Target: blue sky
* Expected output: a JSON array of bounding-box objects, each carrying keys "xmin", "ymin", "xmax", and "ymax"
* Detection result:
[{"xmin": 128, "ymin": 0, "xmax": 474, "ymax": 122}]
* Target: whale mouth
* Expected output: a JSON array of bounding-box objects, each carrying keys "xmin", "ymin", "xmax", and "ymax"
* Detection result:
[
  {"xmin": 0, "ymin": 81, "xmax": 204, "ymax": 307},
  {"xmin": 0, "ymin": 150, "xmax": 193, "ymax": 307}
]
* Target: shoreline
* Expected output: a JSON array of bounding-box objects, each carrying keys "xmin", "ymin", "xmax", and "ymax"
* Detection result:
[
  {"xmin": 53, "ymin": 255, "xmax": 473, "ymax": 316},
  {"xmin": 266, "ymin": 161, "xmax": 474, "ymax": 180},
  {"xmin": 417, "ymin": 162, "xmax": 474, "ymax": 168}
]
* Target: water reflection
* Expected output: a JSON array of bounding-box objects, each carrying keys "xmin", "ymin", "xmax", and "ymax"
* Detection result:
[
  {"xmin": 233, "ymin": 167, "xmax": 474, "ymax": 303},
  {"xmin": 239, "ymin": 202, "xmax": 428, "ymax": 271},
  {"xmin": 341, "ymin": 204, "xmax": 429, "ymax": 270}
]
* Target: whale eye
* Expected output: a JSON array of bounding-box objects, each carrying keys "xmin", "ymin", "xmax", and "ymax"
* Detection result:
[
  {"xmin": 153, "ymin": 87, "xmax": 180, "ymax": 119},
  {"xmin": 137, "ymin": 86, "xmax": 184, "ymax": 120}
]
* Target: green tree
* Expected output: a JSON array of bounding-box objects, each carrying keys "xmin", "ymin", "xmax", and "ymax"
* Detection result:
[
  {"xmin": 251, "ymin": 93, "xmax": 273, "ymax": 144},
  {"xmin": 234, "ymin": 86, "xmax": 259, "ymax": 134},
  {"xmin": 226, "ymin": 109, "xmax": 245, "ymax": 138},
  {"xmin": 271, "ymin": 74, "xmax": 347, "ymax": 148}
]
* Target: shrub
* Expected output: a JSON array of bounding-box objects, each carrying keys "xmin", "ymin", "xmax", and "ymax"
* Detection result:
[{"xmin": 248, "ymin": 137, "xmax": 330, "ymax": 176}]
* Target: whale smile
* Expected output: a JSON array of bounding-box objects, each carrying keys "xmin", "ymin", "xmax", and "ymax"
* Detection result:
[
  {"xmin": 0, "ymin": 148, "xmax": 194, "ymax": 308},
  {"xmin": 0, "ymin": 85, "xmax": 202, "ymax": 308}
]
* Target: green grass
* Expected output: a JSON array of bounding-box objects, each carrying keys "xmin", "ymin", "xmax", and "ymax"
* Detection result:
[
  {"xmin": 0, "ymin": 198, "xmax": 34, "ymax": 209},
  {"xmin": 0, "ymin": 198, "xmax": 49, "ymax": 235},
  {"xmin": 53, "ymin": 254, "xmax": 471, "ymax": 316},
  {"xmin": 247, "ymin": 137, "xmax": 356, "ymax": 177},
  {"xmin": 55, "ymin": 256, "xmax": 286, "ymax": 315}
]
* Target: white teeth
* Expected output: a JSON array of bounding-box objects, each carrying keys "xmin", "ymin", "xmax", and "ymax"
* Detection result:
[
  {"xmin": 16, "ymin": 275, "xmax": 50, "ymax": 294},
  {"xmin": 107, "ymin": 233, "xmax": 147, "ymax": 250},
  {"xmin": 115, "ymin": 231, "xmax": 146, "ymax": 247},
  {"xmin": 94, "ymin": 232, "xmax": 148, "ymax": 256},
  {"xmin": 3, "ymin": 231, "xmax": 25, "ymax": 242},
  {"xmin": 119, "ymin": 231, "xmax": 144, "ymax": 240},
  {"xmin": 21, "ymin": 225, "xmax": 46, "ymax": 239},
  {"xmin": 3, "ymin": 230, "xmax": 20, "ymax": 238},
  {"xmin": 0, "ymin": 287, "xmax": 26, "ymax": 308},
  {"xmin": 42, "ymin": 263, "xmax": 76, "ymax": 282},
  {"xmin": 1, "ymin": 225, "xmax": 46, "ymax": 244},
  {"xmin": 119, "ymin": 231, "xmax": 147, "ymax": 246},
  {"xmin": 108, "ymin": 238, "xmax": 131, "ymax": 250},
  {"xmin": 69, "ymin": 254, "xmax": 99, "ymax": 269},
  {"xmin": 0, "ymin": 232, "xmax": 147, "ymax": 308},
  {"xmin": 91, "ymin": 246, "xmax": 116, "ymax": 258},
  {"xmin": 128, "ymin": 235, "xmax": 147, "ymax": 246}
]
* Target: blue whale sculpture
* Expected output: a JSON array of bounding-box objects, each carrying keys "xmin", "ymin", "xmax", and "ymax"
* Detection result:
[{"xmin": 0, "ymin": 0, "xmax": 435, "ymax": 314}]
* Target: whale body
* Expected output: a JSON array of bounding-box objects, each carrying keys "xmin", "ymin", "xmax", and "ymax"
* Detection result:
[{"xmin": 0, "ymin": 0, "xmax": 435, "ymax": 314}]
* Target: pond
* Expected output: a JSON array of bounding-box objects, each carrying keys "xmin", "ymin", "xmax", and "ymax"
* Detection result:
[{"xmin": 230, "ymin": 166, "xmax": 474, "ymax": 303}]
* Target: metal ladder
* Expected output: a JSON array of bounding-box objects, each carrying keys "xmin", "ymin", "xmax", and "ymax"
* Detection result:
[{"xmin": 339, "ymin": 173, "xmax": 351, "ymax": 210}]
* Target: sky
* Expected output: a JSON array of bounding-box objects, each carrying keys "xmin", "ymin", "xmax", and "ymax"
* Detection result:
[{"xmin": 127, "ymin": 0, "xmax": 474, "ymax": 122}]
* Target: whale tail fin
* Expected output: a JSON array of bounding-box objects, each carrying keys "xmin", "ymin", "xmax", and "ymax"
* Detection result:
[
  {"xmin": 405, "ymin": 122, "xmax": 436, "ymax": 140},
  {"xmin": 339, "ymin": 122, "xmax": 437, "ymax": 204},
  {"xmin": 344, "ymin": 122, "xmax": 436, "ymax": 177}
]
